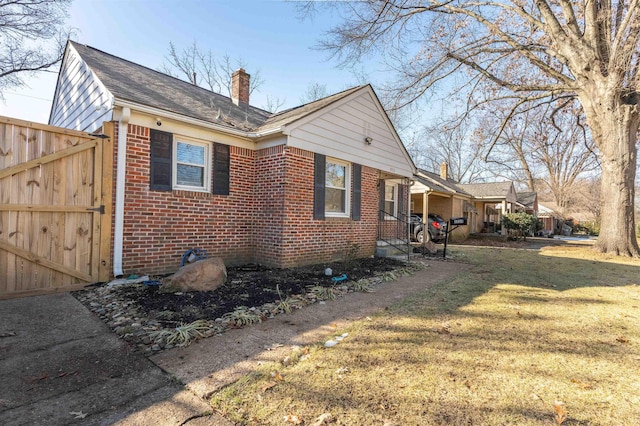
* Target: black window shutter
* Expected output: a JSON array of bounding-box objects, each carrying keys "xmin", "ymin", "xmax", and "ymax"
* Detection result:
[
  {"xmin": 378, "ymin": 179, "xmax": 385, "ymax": 220},
  {"xmin": 398, "ymin": 183, "xmax": 407, "ymax": 220},
  {"xmin": 313, "ymin": 154, "xmax": 326, "ymax": 220},
  {"xmin": 351, "ymin": 163, "xmax": 362, "ymax": 221},
  {"xmin": 150, "ymin": 129, "xmax": 172, "ymax": 191},
  {"xmin": 213, "ymin": 143, "xmax": 230, "ymax": 195}
]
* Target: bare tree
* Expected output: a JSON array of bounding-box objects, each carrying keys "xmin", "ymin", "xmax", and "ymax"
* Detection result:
[
  {"xmin": 299, "ymin": 82, "xmax": 329, "ymax": 103},
  {"xmin": 262, "ymin": 95, "xmax": 286, "ymax": 113},
  {"xmin": 412, "ymin": 117, "xmax": 486, "ymax": 183},
  {"xmin": 571, "ymin": 177, "xmax": 602, "ymax": 225},
  {"xmin": 158, "ymin": 42, "xmax": 199, "ymax": 84},
  {"xmin": 478, "ymin": 101, "xmax": 599, "ymax": 210},
  {"xmin": 306, "ymin": 1, "xmax": 640, "ymax": 256},
  {"xmin": 0, "ymin": 0, "xmax": 72, "ymax": 98},
  {"xmin": 160, "ymin": 41, "xmax": 265, "ymax": 97}
]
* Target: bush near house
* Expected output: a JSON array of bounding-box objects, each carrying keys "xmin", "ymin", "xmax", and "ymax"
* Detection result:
[
  {"xmin": 502, "ymin": 212, "xmax": 539, "ymax": 240},
  {"xmin": 574, "ymin": 221, "xmax": 600, "ymax": 236}
]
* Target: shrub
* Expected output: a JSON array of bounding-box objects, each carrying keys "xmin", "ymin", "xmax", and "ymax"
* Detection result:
[{"xmin": 502, "ymin": 212, "xmax": 538, "ymax": 241}]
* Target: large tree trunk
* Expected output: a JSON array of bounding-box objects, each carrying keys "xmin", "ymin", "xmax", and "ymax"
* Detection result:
[{"xmin": 581, "ymin": 89, "xmax": 640, "ymax": 256}]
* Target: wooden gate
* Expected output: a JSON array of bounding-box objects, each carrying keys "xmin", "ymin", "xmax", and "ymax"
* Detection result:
[{"xmin": 0, "ymin": 117, "xmax": 113, "ymax": 299}]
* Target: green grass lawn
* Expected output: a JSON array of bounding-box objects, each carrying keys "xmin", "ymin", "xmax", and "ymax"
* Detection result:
[{"xmin": 210, "ymin": 245, "xmax": 640, "ymax": 425}]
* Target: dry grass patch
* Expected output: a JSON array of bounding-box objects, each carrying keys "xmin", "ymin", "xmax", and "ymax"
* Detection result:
[{"xmin": 211, "ymin": 245, "xmax": 640, "ymax": 425}]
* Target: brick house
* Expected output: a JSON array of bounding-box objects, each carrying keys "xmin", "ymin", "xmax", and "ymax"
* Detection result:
[{"xmin": 49, "ymin": 41, "xmax": 415, "ymax": 277}]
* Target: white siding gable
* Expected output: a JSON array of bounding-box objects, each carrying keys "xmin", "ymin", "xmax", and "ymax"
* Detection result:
[
  {"xmin": 284, "ymin": 89, "xmax": 415, "ymax": 178},
  {"xmin": 49, "ymin": 44, "xmax": 114, "ymax": 132}
]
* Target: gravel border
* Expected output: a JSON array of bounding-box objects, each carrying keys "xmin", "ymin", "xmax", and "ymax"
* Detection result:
[{"xmin": 73, "ymin": 264, "xmax": 425, "ymax": 356}]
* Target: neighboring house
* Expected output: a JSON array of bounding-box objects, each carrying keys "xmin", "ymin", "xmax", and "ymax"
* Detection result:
[
  {"xmin": 538, "ymin": 201, "xmax": 598, "ymax": 236},
  {"xmin": 457, "ymin": 181, "xmax": 519, "ymax": 234},
  {"xmin": 538, "ymin": 203, "xmax": 564, "ymax": 235},
  {"xmin": 411, "ymin": 164, "xmax": 476, "ymax": 241},
  {"xmin": 49, "ymin": 41, "xmax": 415, "ymax": 277},
  {"xmin": 410, "ymin": 163, "xmax": 531, "ymax": 237}
]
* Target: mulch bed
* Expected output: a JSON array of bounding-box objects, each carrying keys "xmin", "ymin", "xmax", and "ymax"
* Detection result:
[
  {"xmin": 73, "ymin": 257, "xmax": 409, "ymax": 355},
  {"xmin": 119, "ymin": 258, "xmax": 404, "ymax": 326}
]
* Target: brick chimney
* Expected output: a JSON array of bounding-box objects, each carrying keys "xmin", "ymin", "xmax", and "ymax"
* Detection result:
[
  {"xmin": 440, "ymin": 163, "xmax": 448, "ymax": 180},
  {"xmin": 231, "ymin": 68, "xmax": 250, "ymax": 106}
]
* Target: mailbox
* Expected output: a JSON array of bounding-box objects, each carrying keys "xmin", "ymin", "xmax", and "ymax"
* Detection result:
[{"xmin": 450, "ymin": 217, "xmax": 467, "ymax": 226}]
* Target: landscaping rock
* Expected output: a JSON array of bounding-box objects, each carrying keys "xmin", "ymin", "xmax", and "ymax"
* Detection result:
[
  {"xmin": 71, "ymin": 257, "xmax": 411, "ymax": 356},
  {"xmin": 162, "ymin": 258, "xmax": 227, "ymax": 293}
]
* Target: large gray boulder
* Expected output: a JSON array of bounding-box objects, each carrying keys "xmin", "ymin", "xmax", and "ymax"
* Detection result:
[{"xmin": 162, "ymin": 257, "xmax": 227, "ymax": 293}]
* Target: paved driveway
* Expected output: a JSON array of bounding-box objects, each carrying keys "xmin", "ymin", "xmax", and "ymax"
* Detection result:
[{"xmin": 0, "ymin": 293, "xmax": 219, "ymax": 426}]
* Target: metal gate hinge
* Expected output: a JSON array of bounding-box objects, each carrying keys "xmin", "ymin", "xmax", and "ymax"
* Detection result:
[{"xmin": 87, "ymin": 205, "xmax": 105, "ymax": 214}]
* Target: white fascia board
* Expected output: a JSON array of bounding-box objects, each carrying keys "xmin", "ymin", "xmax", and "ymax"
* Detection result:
[
  {"xmin": 113, "ymin": 99, "xmax": 285, "ymax": 141},
  {"xmin": 113, "ymin": 99, "xmax": 253, "ymax": 139}
]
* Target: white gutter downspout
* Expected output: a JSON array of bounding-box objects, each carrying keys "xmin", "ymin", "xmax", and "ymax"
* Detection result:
[{"xmin": 113, "ymin": 107, "xmax": 130, "ymax": 277}]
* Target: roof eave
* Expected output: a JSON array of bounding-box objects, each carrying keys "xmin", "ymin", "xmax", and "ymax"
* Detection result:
[
  {"xmin": 113, "ymin": 99, "xmax": 286, "ymax": 140},
  {"xmin": 415, "ymin": 173, "xmax": 458, "ymax": 194}
]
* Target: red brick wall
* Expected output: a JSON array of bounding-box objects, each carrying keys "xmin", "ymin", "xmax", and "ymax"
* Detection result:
[
  {"xmin": 378, "ymin": 220, "xmax": 409, "ymax": 241},
  {"xmin": 113, "ymin": 125, "xmax": 382, "ymax": 275},
  {"xmin": 253, "ymin": 145, "xmax": 286, "ymax": 266},
  {"xmin": 276, "ymin": 147, "xmax": 378, "ymax": 268},
  {"xmin": 119, "ymin": 124, "xmax": 255, "ymax": 275}
]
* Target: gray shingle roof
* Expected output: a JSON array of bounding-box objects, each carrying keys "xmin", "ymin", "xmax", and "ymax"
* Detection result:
[
  {"xmin": 417, "ymin": 169, "xmax": 471, "ymax": 196},
  {"xmin": 414, "ymin": 174, "xmax": 453, "ymax": 194},
  {"xmin": 70, "ymin": 41, "xmax": 369, "ymax": 135},
  {"xmin": 516, "ymin": 191, "xmax": 537, "ymax": 208},
  {"xmin": 71, "ymin": 41, "xmax": 271, "ymax": 131},
  {"xmin": 457, "ymin": 181, "xmax": 513, "ymax": 198}
]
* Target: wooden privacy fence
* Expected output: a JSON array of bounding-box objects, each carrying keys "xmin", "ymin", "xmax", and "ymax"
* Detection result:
[{"xmin": 0, "ymin": 117, "xmax": 113, "ymax": 299}]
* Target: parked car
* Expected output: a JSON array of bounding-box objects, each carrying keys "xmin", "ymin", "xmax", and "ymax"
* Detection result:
[{"xmin": 410, "ymin": 213, "xmax": 448, "ymax": 243}]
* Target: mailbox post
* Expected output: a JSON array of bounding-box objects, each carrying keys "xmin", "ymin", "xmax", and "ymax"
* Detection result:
[{"xmin": 443, "ymin": 217, "xmax": 468, "ymax": 258}]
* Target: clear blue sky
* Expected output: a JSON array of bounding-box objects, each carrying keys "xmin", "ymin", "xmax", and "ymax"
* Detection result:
[{"xmin": 0, "ymin": 0, "xmax": 384, "ymax": 123}]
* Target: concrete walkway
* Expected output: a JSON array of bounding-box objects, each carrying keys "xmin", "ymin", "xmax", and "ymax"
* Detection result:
[
  {"xmin": 0, "ymin": 259, "xmax": 469, "ymax": 425},
  {"xmin": 151, "ymin": 260, "xmax": 469, "ymax": 400},
  {"xmin": 0, "ymin": 293, "xmax": 218, "ymax": 426}
]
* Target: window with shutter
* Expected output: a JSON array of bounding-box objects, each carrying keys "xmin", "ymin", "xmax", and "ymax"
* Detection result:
[
  {"xmin": 315, "ymin": 154, "xmax": 357, "ymax": 219},
  {"xmin": 325, "ymin": 158, "xmax": 351, "ymax": 217},
  {"xmin": 384, "ymin": 183, "xmax": 398, "ymax": 218},
  {"xmin": 173, "ymin": 138, "xmax": 210, "ymax": 192},
  {"xmin": 150, "ymin": 130, "xmax": 217, "ymax": 193}
]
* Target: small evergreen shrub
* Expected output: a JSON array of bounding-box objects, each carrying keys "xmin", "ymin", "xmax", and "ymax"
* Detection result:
[{"xmin": 502, "ymin": 212, "xmax": 539, "ymax": 240}]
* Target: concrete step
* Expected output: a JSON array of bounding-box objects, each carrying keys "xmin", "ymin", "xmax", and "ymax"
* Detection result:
[{"xmin": 375, "ymin": 240, "xmax": 410, "ymax": 258}]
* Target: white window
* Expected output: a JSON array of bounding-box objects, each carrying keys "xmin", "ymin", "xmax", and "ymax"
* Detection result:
[
  {"xmin": 173, "ymin": 139, "xmax": 211, "ymax": 192},
  {"xmin": 385, "ymin": 183, "xmax": 397, "ymax": 218},
  {"xmin": 325, "ymin": 158, "xmax": 351, "ymax": 217}
]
